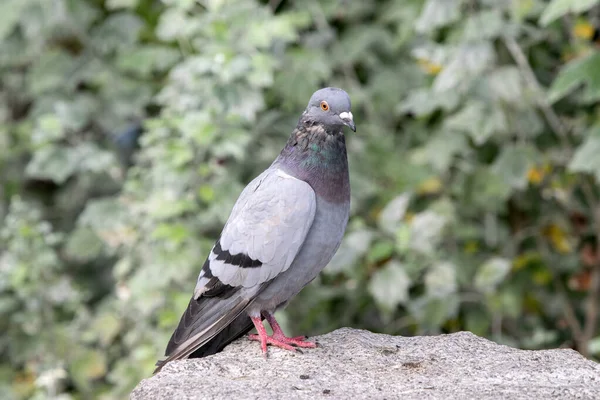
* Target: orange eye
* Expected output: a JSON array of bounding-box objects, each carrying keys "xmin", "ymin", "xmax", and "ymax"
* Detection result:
[{"xmin": 320, "ymin": 101, "xmax": 329, "ymax": 111}]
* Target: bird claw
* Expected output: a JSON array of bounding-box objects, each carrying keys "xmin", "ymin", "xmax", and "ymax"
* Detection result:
[
  {"xmin": 248, "ymin": 333, "xmax": 317, "ymax": 355},
  {"xmin": 249, "ymin": 314, "xmax": 317, "ymax": 358},
  {"xmin": 275, "ymin": 335, "xmax": 317, "ymax": 349},
  {"xmin": 289, "ymin": 335, "xmax": 308, "ymax": 341}
]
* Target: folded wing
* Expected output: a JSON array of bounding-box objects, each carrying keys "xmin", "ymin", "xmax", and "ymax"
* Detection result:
[{"xmin": 155, "ymin": 168, "xmax": 316, "ymax": 372}]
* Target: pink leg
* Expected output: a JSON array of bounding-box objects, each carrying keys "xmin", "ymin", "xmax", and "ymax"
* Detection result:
[
  {"xmin": 249, "ymin": 316, "xmax": 295, "ymax": 357},
  {"xmin": 248, "ymin": 312, "xmax": 317, "ymax": 356},
  {"xmin": 263, "ymin": 312, "xmax": 317, "ymax": 348}
]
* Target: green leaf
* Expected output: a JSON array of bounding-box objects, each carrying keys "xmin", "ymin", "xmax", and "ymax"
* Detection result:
[
  {"xmin": 366, "ymin": 240, "xmax": 395, "ymax": 264},
  {"xmin": 539, "ymin": 0, "xmax": 599, "ymax": 26},
  {"xmin": 474, "ymin": 257, "xmax": 511, "ymax": 292},
  {"xmin": 145, "ymin": 193, "xmax": 196, "ymax": 220},
  {"xmin": 92, "ymin": 313, "xmax": 122, "ymax": 347},
  {"xmin": 400, "ymin": 87, "xmax": 461, "ymax": 116},
  {"xmin": 326, "ymin": 230, "xmax": 374, "ymax": 275},
  {"xmin": 434, "ymin": 43, "xmax": 495, "ymax": 92},
  {"xmin": 178, "ymin": 112, "xmax": 218, "ymax": 146},
  {"xmin": 410, "ymin": 130, "xmax": 468, "ymax": 171},
  {"xmin": 425, "ymin": 262, "xmax": 457, "ymax": 298},
  {"xmin": 198, "ymin": 185, "xmax": 215, "ymax": 203},
  {"xmin": 409, "ymin": 211, "xmax": 447, "ymax": 254},
  {"xmin": 487, "ymin": 67, "xmax": 525, "ymax": 103},
  {"xmin": 64, "ymin": 228, "xmax": 105, "ymax": 262},
  {"xmin": 0, "ymin": 0, "xmax": 26, "ymax": 41},
  {"xmin": 415, "ymin": 0, "xmax": 461, "ymax": 33},
  {"xmin": 395, "ymin": 224, "xmax": 412, "ymax": 255},
  {"xmin": 548, "ymin": 52, "xmax": 600, "ymax": 103},
  {"xmin": 106, "ymin": 0, "xmax": 140, "ymax": 9},
  {"xmin": 568, "ymin": 125, "xmax": 600, "ymax": 180},
  {"xmin": 25, "ymin": 146, "xmax": 79, "ymax": 184},
  {"xmin": 368, "ymin": 261, "xmax": 411, "ymax": 312},
  {"xmin": 54, "ymin": 96, "xmax": 98, "ymax": 131},
  {"xmin": 76, "ymin": 144, "xmax": 117, "ymax": 173},
  {"xmin": 511, "ymin": 0, "xmax": 540, "ymax": 21},
  {"xmin": 462, "ymin": 10, "xmax": 505, "ymax": 41},
  {"xmin": 117, "ymin": 46, "xmax": 181, "ymax": 77},
  {"xmin": 378, "ymin": 193, "xmax": 412, "ymax": 235},
  {"xmin": 32, "ymin": 114, "xmax": 65, "ymax": 145},
  {"xmin": 70, "ymin": 350, "xmax": 107, "ymax": 391},
  {"xmin": 445, "ymin": 102, "xmax": 508, "ymax": 145},
  {"xmin": 409, "ymin": 295, "xmax": 460, "ymax": 330},
  {"xmin": 521, "ymin": 327, "xmax": 559, "ymax": 349},
  {"xmin": 156, "ymin": 8, "xmax": 196, "ymax": 41},
  {"xmin": 492, "ymin": 145, "xmax": 537, "ymax": 190},
  {"xmin": 465, "ymin": 308, "xmax": 491, "ymax": 336},
  {"xmin": 588, "ymin": 336, "xmax": 600, "ymax": 355},
  {"xmin": 79, "ymin": 198, "xmax": 127, "ymax": 233},
  {"xmin": 91, "ymin": 13, "xmax": 144, "ymax": 52},
  {"xmin": 151, "ymin": 223, "xmax": 191, "ymax": 246},
  {"xmin": 506, "ymin": 108, "xmax": 545, "ymax": 138},
  {"xmin": 466, "ymin": 168, "xmax": 512, "ymax": 212},
  {"xmin": 25, "ymin": 143, "xmax": 116, "ymax": 185},
  {"xmin": 27, "ymin": 51, "xmax": 79, "ymax": 95},
  {"xmin": 113, "ymin": 257, "xmax": 134, "ymax": 279},
  {"xmin": 62, "ymin": 0, "xmax": 102, "ymax": 28},
  {"xmin": 246, "ymin": 15, "xmax": 300, "ymax": 49}
]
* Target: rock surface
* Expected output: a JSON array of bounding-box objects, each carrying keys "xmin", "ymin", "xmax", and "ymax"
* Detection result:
[{"xmin": 131, "ymin": 328, "xmax": 600, "ymax": 399}]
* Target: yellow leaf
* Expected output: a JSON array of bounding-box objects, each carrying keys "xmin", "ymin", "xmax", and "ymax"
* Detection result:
[
  {"xmin": 573, "ymin": 20, "xmax": 595, "ymax": 40},
  {"xmin": 417, "ymin": 176, "xmax": 443, "ymax": 195},
  {"xmin": 513, "ymin": 252, "xmax": 535, "ymax": 270},
  {"xmin": 523, "ymin": 292, "xmax": 541, "ymax": 313},
  {"xmin": 532, "ymin": 269, "xmax": 553, "ymax": 285},
  {"xmin": 417, "ymin": 58, "xmax": 443, "ymax": 75},
  {"xmin": 527, "ymin": 167, "xmax": 543, "ymax": 184},
  {"xmin": 464, "ymin": 240, "xmax": 479, "ymax": 254},
  {"xmin": 542, "ymin": 224, "xmax": 573, "ymax": 254},
  {"xmin": 370, "ymin": 206, "xmax": 383, "ymax": 221},
  {"xmin": 527, "ymin": 163, "xmax": 551, "ymax": 185},
  {"xmin": 12, "ymin": 369, "xmax": 36, "ymax": 398}
]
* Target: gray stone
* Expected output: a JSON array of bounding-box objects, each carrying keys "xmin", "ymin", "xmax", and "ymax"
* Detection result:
[{"xmin": 131, "ymin": 328, "xmax": 600, "ymax": 400}]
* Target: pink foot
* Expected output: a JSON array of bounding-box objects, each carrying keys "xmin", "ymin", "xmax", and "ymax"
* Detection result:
[
  {"xmin": 249, "ymin": 313, "xmax": 318, "ymax": 357},
  {"xmin": 248, "ymin": 333, "xmax": 317, "ymax": 349}
]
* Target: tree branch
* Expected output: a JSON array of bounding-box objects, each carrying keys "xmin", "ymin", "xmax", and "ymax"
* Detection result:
[{"xmin": 502, "ymin": 35, "xmax": 571, "ymax": 150}]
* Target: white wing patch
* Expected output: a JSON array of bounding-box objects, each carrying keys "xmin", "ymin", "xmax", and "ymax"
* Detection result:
[
  {"xmin": 275, "ymin": 169, "xmax": 295, "ymax": 179},
  {"xmin": 194, "ymin": 168, "xmax": 316, "ymax": 295}
]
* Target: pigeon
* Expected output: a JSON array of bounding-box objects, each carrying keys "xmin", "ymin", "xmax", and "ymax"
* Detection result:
[
  {"xmin": 112, "ymin": 122, "xmax": 144, "ymax": 168},
  {"xmin": 155, "ymin": 87, "xmax": 355, "ymax": 373}
]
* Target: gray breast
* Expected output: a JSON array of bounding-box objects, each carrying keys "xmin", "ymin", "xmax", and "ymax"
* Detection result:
[{"xmin": 247, "ymin": 195, "xmax": 350, "ymax": 314}]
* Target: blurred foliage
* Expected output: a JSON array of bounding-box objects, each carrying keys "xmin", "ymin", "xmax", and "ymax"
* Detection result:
[{"xmin": 2, "ymin": 0, "xmax": 600, "ymax": 398}]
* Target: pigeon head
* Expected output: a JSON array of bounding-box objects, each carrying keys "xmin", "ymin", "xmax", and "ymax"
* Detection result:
[
  {"xmin": 304, "ymin": 87, "xmax": 355, "ymax": 132},
  {"xmin": 274, "ymin": 87, "xmax": 353, "ymax": 203}
]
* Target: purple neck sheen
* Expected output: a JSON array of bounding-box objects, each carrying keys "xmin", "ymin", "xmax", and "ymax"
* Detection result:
[{"xmin": 274, "ymin": 115, "xmax": 350, "ymax": 204}]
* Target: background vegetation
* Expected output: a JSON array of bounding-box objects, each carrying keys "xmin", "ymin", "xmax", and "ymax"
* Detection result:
[{"xmin": 2, "ymin": 0, "xmax": 600, "ymax": 398}]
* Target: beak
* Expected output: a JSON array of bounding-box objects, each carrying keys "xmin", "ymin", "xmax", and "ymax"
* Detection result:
[{"xmin": 339, "ymin": 111, "xmax": 356, "ymax": 132}]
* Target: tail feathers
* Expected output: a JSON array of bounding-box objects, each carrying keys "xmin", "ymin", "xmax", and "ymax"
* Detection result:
[
  {"xmin": 154, "ymin": 294, "xmax": 251, "ymax": 374},
  {"xmin": 189, "ymin": 313, "xmax": 254, "ymax": 358}
]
